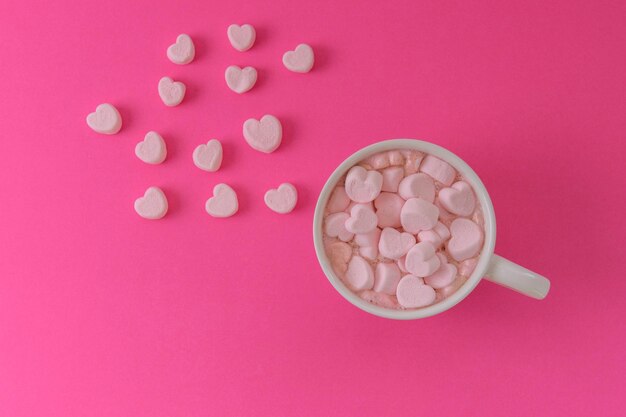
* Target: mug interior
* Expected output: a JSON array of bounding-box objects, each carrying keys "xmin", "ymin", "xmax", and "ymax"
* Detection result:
[{"xmin": 313, "ymin": 139, "xmax": 496, "ymax": 319}]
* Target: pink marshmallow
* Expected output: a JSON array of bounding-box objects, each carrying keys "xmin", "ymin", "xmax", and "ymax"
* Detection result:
[
  {"xmin": 447, "ymin": 218, "xmax": 483, "ymax": 262},
  {"xmin": 396, "ymin": 275, "xmax": 436, "ymax": 308},
  {"xmin": 354, "ymin": 228, "xmax": 381, "ymax": 260},
  {"xmin": 387, "ymin": 150, "xmax": 404, "ymax": 166},
  {"xmin": 420, "ymin": 155, "xmax": 456, "ymax": 186},
  {"xmin": 439, "ymin": 276, "xmax": 468, "ymax": 298},
  {"xmin": 347, "ymin": 200, "xmax": 374, "ymax": 213},
  {"xmin": 327, "ymin": 241, "xmax": 353, "ymax": 276},
  {"xmin": 324, "ymin": 212, "xmax": 354, "ymax": 242},
  {"xmin": 400, "ymin": 198, "xmax": 439, "ymax": 234},
  {"xmin": 381, "ymin": 166, "xmax": 404, "ymax": 193},
  {"xmin": 402, "ymin": 150, "xmax": 424, "ymax": 175},
  {"xmin": 397, "ymin": 255, "xmax": 408, "ymax": 273},
  {"xmin": 345, "ymin": 256, "xmax": 374, "ymax": 291},
  {"xmin": 327, "ymin": 186, "xmax": 351, "ymax": 213},
  {"xmin": 374, "ymin": 262, "xmax": 402, "ymax": 294},
  {"xmin": 417, "ymin": 221, "xmax": 450, "ymax": 248},
  {"xmin": 425, "ymin": 262, "xmax": 457, "ymax": 289},
  {"xmin": 438, "ymin": 181, "xmax": 476, "ymax": 216},
  {"xmin": 345, "ymin": 203, "xmax": 378, "ymax": 234},
  {"xmin": 344, "ymin": 166, "xmax": 383, "ymax": 203},
  {"xmin": 378, "ymin": 227, "xmax": 416, "ymax": 260},
  {"xmin": 459, "ymin": 257, "xmax": 479, "ymax": 277},
  {"xmin": 405, "ymin": 241, "xmax": 441, "ymax": 277},
  {"xmin": 374, "ymin": 192, "xmax": 404, "ymax": 228},
  {"xmin": 364, "ymin": 153, "xmax": 390, "ymax": 170},
  {"xmin": 398, "ymin": 173, "xmax": 436, "ymax": 202}
]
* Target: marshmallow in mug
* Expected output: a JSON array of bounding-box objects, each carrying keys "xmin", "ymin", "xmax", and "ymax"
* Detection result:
[{"xmin": 322, "ymin": 149, "xmax": 484, "ymax": 310}]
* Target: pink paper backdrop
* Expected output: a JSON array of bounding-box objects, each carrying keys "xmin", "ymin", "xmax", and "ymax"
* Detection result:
[{"xmin": 1, "ymin": 0, "xmax": 625, "ymax": 416}]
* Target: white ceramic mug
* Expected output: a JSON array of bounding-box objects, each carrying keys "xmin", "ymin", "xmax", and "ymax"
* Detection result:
[{"xmin": 313, "ymin": 139, "xmax": 550, "ymax": 319}]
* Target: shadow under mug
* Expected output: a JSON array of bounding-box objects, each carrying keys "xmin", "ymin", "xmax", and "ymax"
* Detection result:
[{"xmin": 313, "ymin": 139, "xmax": 550, "ymax": 320}]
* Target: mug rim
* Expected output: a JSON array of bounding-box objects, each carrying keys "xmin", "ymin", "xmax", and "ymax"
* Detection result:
[{"xmin": 312, "ymin": 139, "xmax": 497, "ymax": 319}]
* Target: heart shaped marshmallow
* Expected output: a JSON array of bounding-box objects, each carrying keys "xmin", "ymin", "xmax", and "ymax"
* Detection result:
[
  {"xmin": 227, "ymin": 24, "xmax": 256, "ymax": 51},
  {"xmin": 396, "ymin": 275, "xmax": 436, "ymax": 308},
  {"xmin": 225, "ymin": 65, "xmax": 257, "ymax": 94},
  {"xmin": 447, "ymin": 218, "xmax": 483, "ymax": 261},
  {"xmin": 400, "ymin": 198, "xmax": 439, "ymax": 234},
  {"xmin": 438, "ymin": 181, "xmax": 476, "ymax": 216},
  {"xmin": 135, "ymin": 131, "xmax": 166, "ymax": 164},
  {"xmin": 205, "ymin": 183, "xmax": 238, "ymax": 218},
  {"xmin": 134, "ymin": 186, "xmax": 168, "ymax": 219},
  {"xmin": 417, "ymin": 221, "xmax": 450, "ymax": 248},
  {"xmin": 86, "ymin": 103, "xmax": 122, "ymax": 135},
  {"xmin": 345, "ymin": 203, "xmax": 378, "ymax": 234},
  {"xmin": 398, "ymin": 173, "xmax": 436, "ymax": 202},
  {"xmin": 344, "ymin": 166, "xmax": 383, "ymax": 203},
  {"xmin": 405, "ymin": 241, "xmax": 441, "ymax": 277},
  {"xmin": 424, "ymin": 262, "xmax": 457, "ymax": 289},
  {"xmin": 282, "ymin": 44, "xmax": 314, "ymax": 73},
  {"xmin": 158, "ymin": 76, "xmax": 186, "ymax": 106},
  {"xmin": 324, "ymin": 212, "xmax": 354, "ymax": 242},
  {"xmin": 167, "ymin": 34, "xmax": 195, "ymax": 65},
  {"xmin": 193, "ymin": 139, "xmax": 223, "ymax": 172},
  {"xmin": 264, "ymin": 183, "xmax": 298, "ymax": 214},
  {"xmin": 243, "ymin": 114, "xmax": 282, "ymax": 153},
  {"xmin": 345, "ymin": 256, "xmax": 374, "ymax": 291},
  {"xmin": 378, "ymin": 227, "xmax": 416, "ymax": 260}
]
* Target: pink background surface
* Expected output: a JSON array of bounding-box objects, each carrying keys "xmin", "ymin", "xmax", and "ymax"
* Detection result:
[{"xmin": 1, "ymin": 0, "xmax": 625, "ymax": 415}]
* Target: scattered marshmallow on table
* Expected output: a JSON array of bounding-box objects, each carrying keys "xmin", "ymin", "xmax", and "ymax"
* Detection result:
[
  {"xmin": 193, "ymin": 139, "xmax": 223, "ymax": 172},
  {"xmin": 227, "ymin": 24, "xmax": 256, "ymax": 51},
  {"xmin": 225, "ymin": 65, "xmax": 257, "ymax": 94},
  {"xmin": 205, "ymin": 183, "xmax": 238, "ymax": 218},
  {"xmin": 134, "ymin": 186, "xmax": 168, "ymax": 219},
  {"xmin": 86, "ymin": 103, "xmax": 122, "ymax": 135},
  {"xmin": 135, "ymin": 131, "xmax": 167, "ymax": 164},
  {"xmin": 323, "ymin": 148, "xmax": 485, "ymax": 310},
  {"xmin": 158, "ymin": 76, "xmax": 186, "ymax": 106},
  {"xmin": 243, "ymin": 114, "xmax": 282, "ymax": 153},
  {"xmin": 167, "ymin": 34, "xmax": 195, "ymax": 65},
  {"xmin": 265, "ymin": 183, "xmax": 298, "ymax": 214},
  {"xmin": 282, "ymin": 44, "xmax": 314, "ymax": 73}
]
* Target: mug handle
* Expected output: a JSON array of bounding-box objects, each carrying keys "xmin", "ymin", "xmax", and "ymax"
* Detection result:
[{"xmin": 484, "ymin": 255, "xmax": 550, "ymax": 299}]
